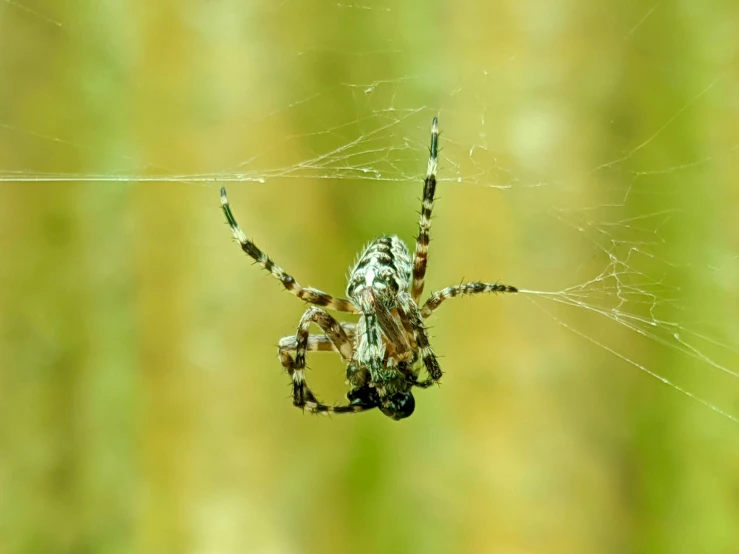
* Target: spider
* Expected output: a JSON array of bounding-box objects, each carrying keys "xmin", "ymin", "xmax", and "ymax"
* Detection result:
[{"xmin": 220, "ymin": 117, "xmax": 517, "ymax": 420}]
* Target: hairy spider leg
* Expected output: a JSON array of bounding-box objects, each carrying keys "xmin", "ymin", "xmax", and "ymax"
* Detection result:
[
  {"xmin": 277, "ymin": 357, "xmax": 372, "ymax": 414},
  {"xmin": 284, "ymin": 307, "xmax": 368, "ymax": 414},
  {"xmin": 278, "ymin": 322, "xmax": 356, "ymax": 355},
  {"xmin": 391, "ymin": 359, "xmax": 435, "ymax": 389},
  {"xmin": 278, "ymin": 359, "xmax": 374, "ymax": 414},
  {"xmin": 397, "ymin": 291, "xmax": 442, "ymax": 383},
  {"xmin": 421, "ymin": 281, "xmax": 518, "ymax": 319},
  {"xmin": 279, "ymin": 349, "xmax": 374, "ymax": 414},
  {"xmin": 411, "ymin": 117, "xmax": 439, "ymax": 302},
  {"xmin": 220, "ymin": 187, "xmax": 359, "ymax": 313}
]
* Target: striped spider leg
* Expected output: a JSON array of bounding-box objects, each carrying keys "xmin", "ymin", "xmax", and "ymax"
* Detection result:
[
  {"xmin": 411, "ymin": 117, "xmax": 439, "ymax": 302},
  {"xmin": 277, "ymin": 310, "xmax": 369, "ymax": 414},
  {"xmin": 220, "ymin": 187, "xmax": 359, "ymax": 314},
  {"xmin": 421, "ymin": 282, "xmax": 518, "ymax": 319}
]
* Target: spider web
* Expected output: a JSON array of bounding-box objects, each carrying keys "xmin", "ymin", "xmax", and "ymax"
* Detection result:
[{"xmin": 1, "ymin": 0, "xmax": 738, "ymax": 427}]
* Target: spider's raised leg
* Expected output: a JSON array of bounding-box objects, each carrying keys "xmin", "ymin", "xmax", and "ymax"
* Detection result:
[
  {"xmin": 281, "ymin": 307, "xmax": 369, "ymax": 414},
  {"xmin": 421, "ymin": 281, "xmax": 518, "ymax": 319},
  {"xmin": 221, "ymin": 187, "xmax": 359, "ymax": 313},
  {"xmin": 411, "ymin": 117, "xmax": 439, "ymax": 302},
  {"xmin": 397, "ymin": 291, "xmax": 443, "ymax": 383}
]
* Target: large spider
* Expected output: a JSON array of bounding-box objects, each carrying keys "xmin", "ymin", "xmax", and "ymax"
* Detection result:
[{"xmin": 221, "ymin": 118, "xmax": 517, "ymax": 420}]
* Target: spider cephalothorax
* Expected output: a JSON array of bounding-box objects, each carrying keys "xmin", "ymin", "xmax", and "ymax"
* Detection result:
[{"xmin": 221, "ymin": 118, "xmax": 517, "ymax": 420}]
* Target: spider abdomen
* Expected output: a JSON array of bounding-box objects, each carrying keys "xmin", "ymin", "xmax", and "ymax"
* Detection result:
[{"xmin": 346, "ymin": 235, "xmax": 412, "ymax": 307}]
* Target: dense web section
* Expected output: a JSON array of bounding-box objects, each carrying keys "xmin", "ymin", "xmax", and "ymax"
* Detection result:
[{"xmin": 3, "ymin": 0, "xmax": 738, "ymax": 423}]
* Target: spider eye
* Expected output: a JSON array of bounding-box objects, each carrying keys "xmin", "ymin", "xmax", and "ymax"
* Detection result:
[{"xmin": 380, "ymin": 392, "xmax": 415, "ymax": 420}]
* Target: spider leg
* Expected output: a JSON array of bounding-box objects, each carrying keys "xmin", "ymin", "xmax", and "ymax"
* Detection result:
[
  {"xmin": 411, "ymin": 117, "xmax": 439, "ymax": 302},
  {"xmin": 397, "ymin": 291, "xmax": 443, "ymax": 382},
  {"xmin": 220, "ymin": 187, "xmax": 359, "ymax": 313},
  {"xmin": 278, "ymin": 323, "xmax": 356, "ymax": 356},
  {"xmin": 278, "ymin": 350, "xmax": 374, "ymax": 414},
  {"xmin": 278, "ymin": 352, "xmax": 372, "ymax": 414},
  {"xmin": 421, "ymin": 281, "xmax": 518, "ymax": 319},
  {"xmin": 282, "ymin": 307, "xmax": 370, "ymax": 414},
  {"xmin": 411, "ymin": 378, "xmax": 437, "ymax": 389},
  {"xmin": 395, "ymin": 361, "xmax": 435, "ymax": 389}
]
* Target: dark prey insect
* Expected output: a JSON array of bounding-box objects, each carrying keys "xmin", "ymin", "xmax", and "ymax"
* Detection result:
[{"xmin": 220, "ymin": 117, "xmax": 517, "ymax": 420}]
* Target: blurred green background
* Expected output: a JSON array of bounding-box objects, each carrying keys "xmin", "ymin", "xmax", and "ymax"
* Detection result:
[{"xmin": 2, "ymin": 1, "xmax": 739, "ymax": 553}]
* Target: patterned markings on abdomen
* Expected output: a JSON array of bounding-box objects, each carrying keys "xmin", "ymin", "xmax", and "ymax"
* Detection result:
[{"xmin": 347, "ymin": 235, "xmax": 412, "ymax": 301}]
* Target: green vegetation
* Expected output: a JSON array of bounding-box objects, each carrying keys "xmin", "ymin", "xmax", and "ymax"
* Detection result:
[{"xmin": 1, "ymin": 1, "xmax": 738, "ymax": 552}]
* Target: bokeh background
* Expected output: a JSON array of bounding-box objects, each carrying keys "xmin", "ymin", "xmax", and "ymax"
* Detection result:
[{"xmin": 2, "ymin": 1, "xmax": 739, "ymax": 553}]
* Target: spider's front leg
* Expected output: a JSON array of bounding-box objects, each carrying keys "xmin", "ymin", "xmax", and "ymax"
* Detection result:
[
  {"xmin": 411, "ymin": 117, "xmax": 439, "ymax": 302},
  {"xmin": 421, "ymin": 281, "xmax": 518, "ymax": 319},
  {"xmin": 220, "ymin": 187, "xmax": 359, "ymax": 314}
]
